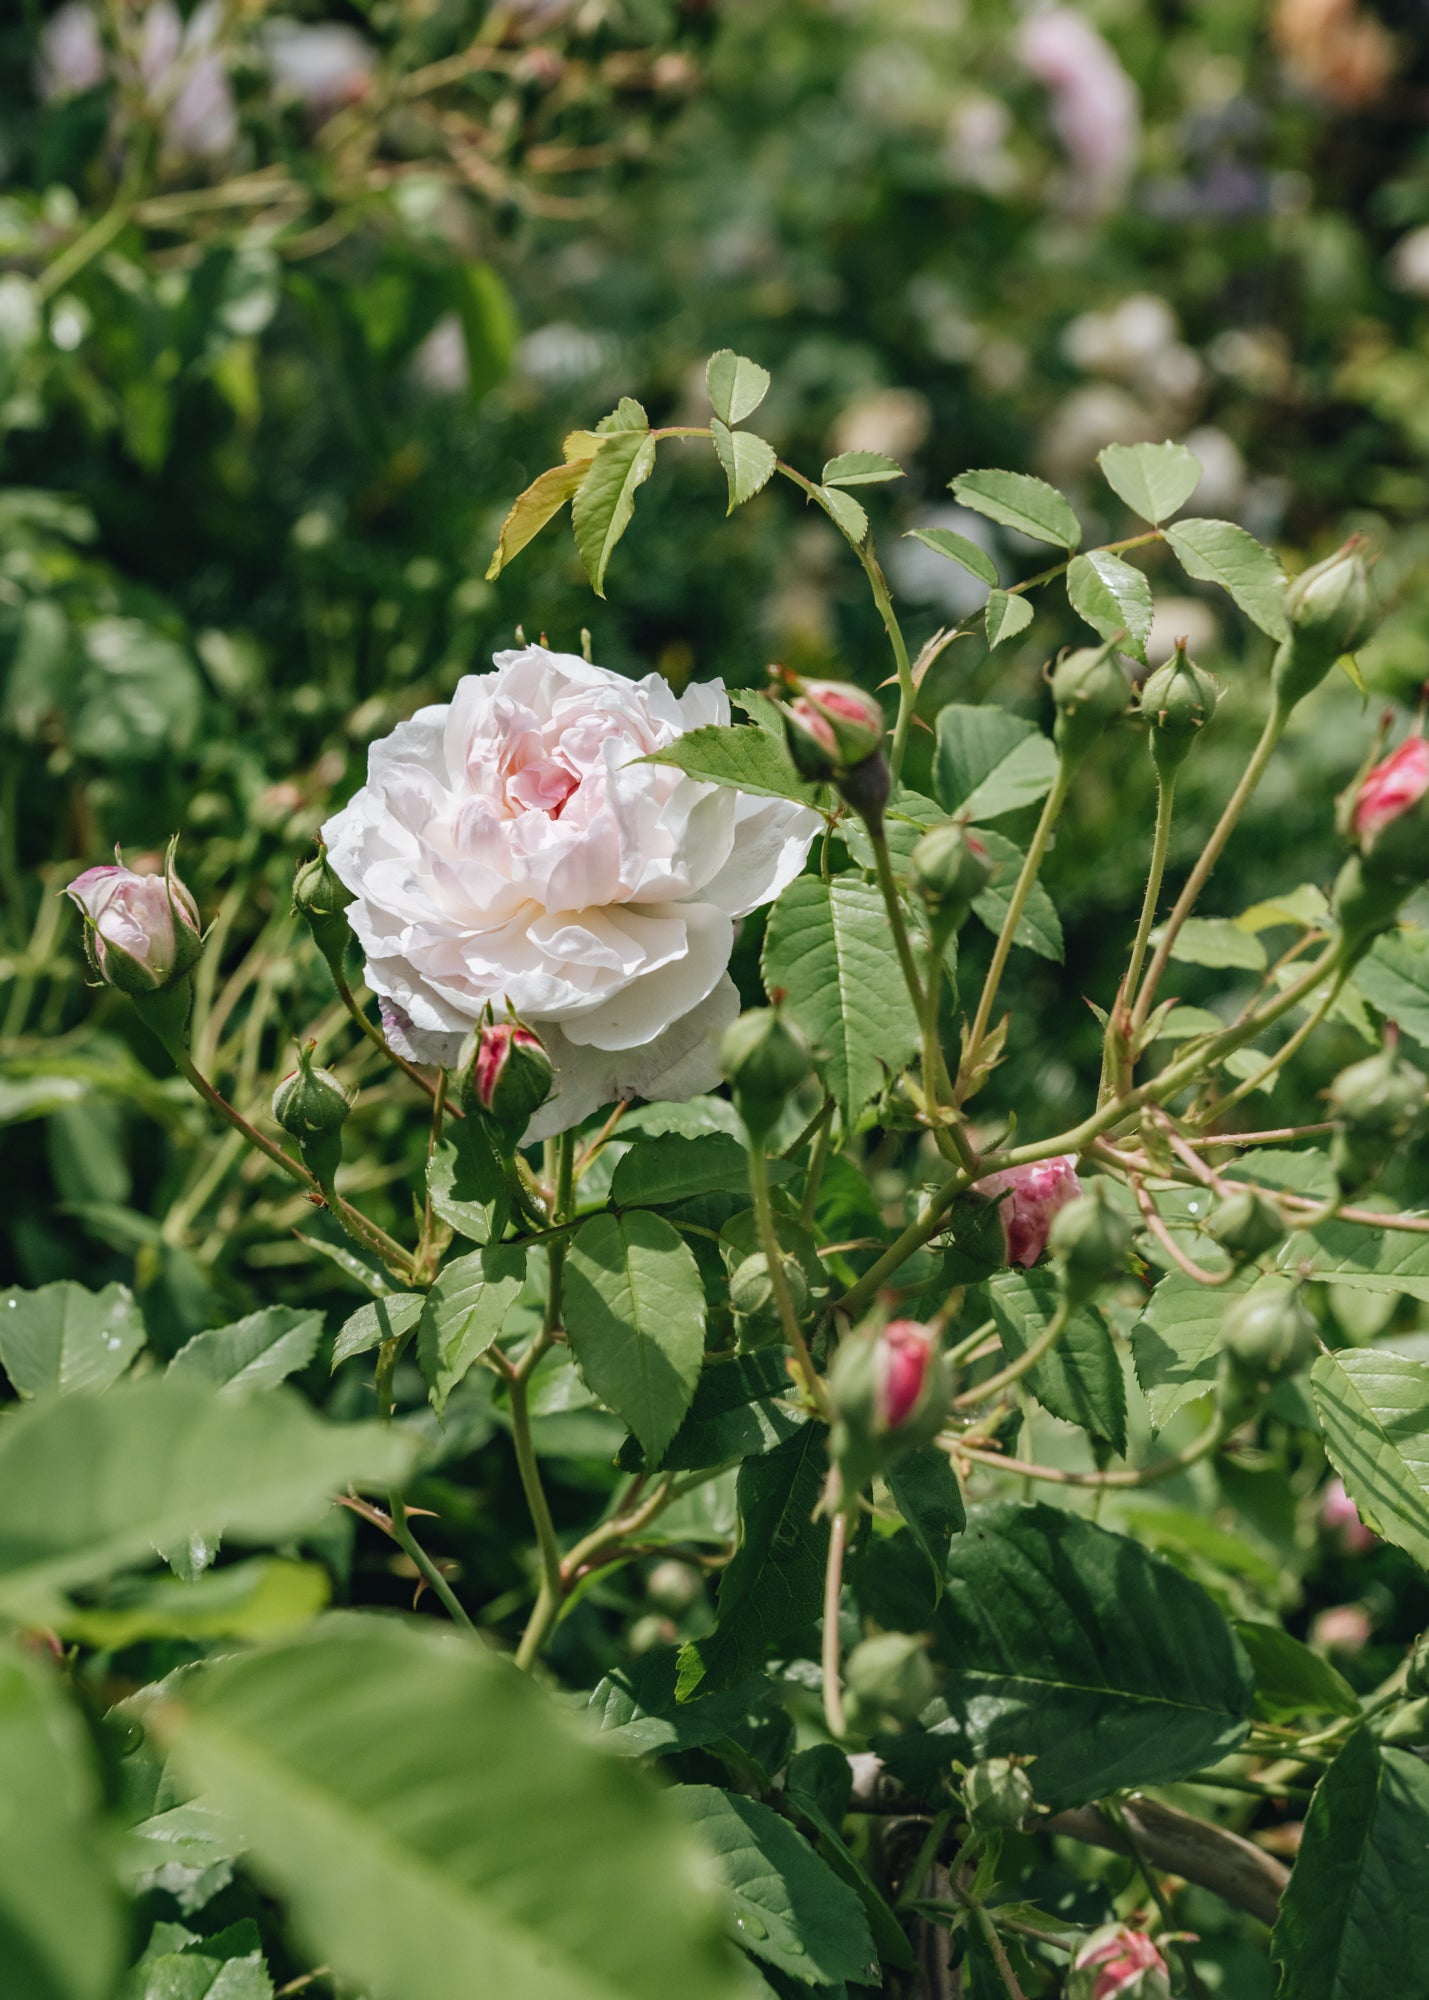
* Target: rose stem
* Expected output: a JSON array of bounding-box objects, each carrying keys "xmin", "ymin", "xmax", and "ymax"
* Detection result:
[
  {"xmin": 747, "ymin": 1143, "xmax": 829, "ymax": 1414},
  {"xmin": 821, "ymin": 1508, "xmax": 851, "ymax": 1739},
  {"xmin": 965, "ymin": 760, "xmax": 1073, "ymax": 1071},
  {"xmin": 513, "ymin": 1129, "xmax": 575, "ymax": 1669},
  {"xmin": 373, "ymin": 1336, "xmax": 476, "ymax": 1632}
]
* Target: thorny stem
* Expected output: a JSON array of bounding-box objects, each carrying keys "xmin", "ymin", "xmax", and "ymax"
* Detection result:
[
  {"xmin": 971, "ymin": 1901, "xmax": 1030, "ymax": 2000},
  {"xmin": 822, "ymin": 1509, "xmax": 852, "ymax": 1739},
  {"xmin": 748, "ymin": 1144, "xmax": 829, "ymax": 1412},
  {"xmin": 965, "ymin": 762, "xmax": 1073, "ymax": 1071},
  {"xmin": 1114, "ymin": 770, "xmax": 1177, "ymax": 1069},
  {"xmin": 1132, "ymin": 701, "xmax": 1289, "ymax": 1036},
  {"xmin": 956, "ymin": 1410, "xmax": 1228, "ymax": 1489},
  {"xmin": 334, "ymin": 969, "xmax": 449, "ymax": 1109},
  {"xmin": 386, "ymin": 1490, "xmax": 476, "ymax": 1632}
]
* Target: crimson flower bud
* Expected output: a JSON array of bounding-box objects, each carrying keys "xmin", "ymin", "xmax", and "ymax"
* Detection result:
[
  {"xmin": 1272, "ymin": 538, "xmax": 1378, "ymax": 711},
  {"xmin": 827, "ymin": 1318, "xmax": 950, "ymax": 1500},
  {"xmin": 1069, "ymin": 1926, "xmax": 1172, "ymax": 2000},
  {"xmin": 463, "ymin": 1019, "xmax": 553, "ymax": 1150},
  {"xmin": 1140, "ymin": 639, "xmax": 1218, "ymax": 779},
  {"xmin": 1322, "ymin": 1478, "xmax": 1376, "ymax": 1555},
  {"xmin": 1050, "ymin": 641, "xmax": 1130, "ymax": 768},
  {"xmin": 66, "ymin": 843, "xmax": 202, "ymax": 996},
  {"xmin": 1348, "ymin": 736, "xmax": 1429, "ymax": 883},
  {"xmin": 782, "ymin": 679, "xmax": 886, "ymax": 777},
  {"xmin": 879, "ymin": 1318, "xmax": 942, "ymax": 1431},
  {"xmin": 970, "ymin": 1155, "xmax": 1082, "ymax": 1268}
]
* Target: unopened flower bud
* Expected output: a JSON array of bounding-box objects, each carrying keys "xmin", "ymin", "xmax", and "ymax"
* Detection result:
[
  {"xmin": 729, "ymin": 1250, "xmax": 809, "ymax": 1350},
  {"xmin": 1140, "ymin": 639, "xmax": 1219, "ymax": 779},
  {"xmin": 273, "ymin": 1041, "xmax": 352, "ymax": 1184},
  {"xmin": 1069, "ymin": 1925, "xmax": 1172, "ymax": 2000},
  {"xmin": 1348, "ymin": 736, "xmax": 1429, "ymax": 883},
  {"xmin": 720, "ymin": 1007, "xmax": 812, "ymax": 1141},
  {"xmin": 971, "ymin": 1155, "xmax": 1083, "ymax": 1268},
  {"xmin": 1220, "ymin": 1279, "xmax": 1318, "ymax": 1385},
  {"xmin": 828, "ymin": 1318, "xmax": 950, "ymax": 1498},
  {"xmin": 1206, "ymin": 1187, "xmax": 1285, "ymax": 1265},
  {"xmin": 961, "ymin": 1757, "xmax": 1036, "ymax": 1833},
  {"xmin": 1050, "ymin": 640, "xmax": 1130, "ymax": 768},
  {"xmin": 1330, "ymin": 853, "xmax": 1410, "ymax": 961},
  {"xmin": 1328, "ymin": 1040, "xmax": 1425, "ymax": 1194},
  {"xmin": 1406, "ymin": 1629, "xmax": 1429, "ymax": 1698},
  {"xmin": 909, "ymin": 824, "xmax": 995, "ymax": 935},
  {"xmin": 462, "ymin": 1019, "xmax": 553, "ymax": 1151},
  {"xmin": 845, "ymin": 1631, "xmax": 937, "ymax": 1724},
  {"xmin": 782, "ymin": 679, "xmax": 886, "ymax": 777},
  {"xmin": 1272, "ymin": 539, "xmax": 1378, "ymax": 711},
  {"xmin": 292, "ymin": 846, "xmax": 352, "ymax": 976},
  {"xmin": 1047, "ymin": 1181, "xmax": 1134, "ymax": 1306},
  {"xmin": 66, "ymin": 843, "xmax": 202, "ymax": 997}
]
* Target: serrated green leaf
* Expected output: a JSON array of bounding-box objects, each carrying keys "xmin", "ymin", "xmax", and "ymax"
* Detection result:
[
  {"xmin": 125, "ymin": 1919, "xmax": 273, "ymax": 2000},
  {"xmin": 611, "ymin": 1134, "xmax": 782, "ymax": 1209},
  {"xmin": 783, "ymin": 1746, "xmax": 916, "ymax": 1974},
  {"xmin": 595, "ymin": 396, "xmax": 650, "ymax": 434},
  {"xmin": 893, "ymin": 1502, "xmax": 1252, "ymax": 1812},
  {"xmin": 674, "ymin": 1787, "xmax": 877, "ymax": 1988},
  {"xmin": 1236, "ymin": 883, "xmax": 1331, "ymax": 933},
  {"xmin": 706, "ymin": 351, "xmax": 770, "ymax": 427},
  {"xmin": 0, "ymin": 1639, "xmax": 124, "ymax": 2000},
  {"xmin": 677, "ymin": 1424, "xmax": 827, "ymax": 1696},
  {"xmin": 645, "ymin": 1349, "xmax": 808, "ymax": 1473},
  {"xmin": 711, "ymin": 420, "xmax": 777, "ymax": 513},
  {"xmin": 822, "ymin": 451, "xmax": 903, "ymax": 487},
  {"xmin": 587, "ymin": 1651, "xmax": 767, "ymax": 1757},
  {"xmin": 987, "ymin": 1268, "xmax": 1127, "ymax": 1451},
  {"xmin": 417, "ymin": 1246, "xmax": 526, "ymax": 1418},
  {"xmin": 1355, "ymin": 928, "xmax": 1429, "ymax": 1053},
  {"xmin": 641, "ymin": 725, "xmax": 823, "ymax": 807},
  {"xmin": 905, "ymin": 527, "xmax": 998, "ymax": 585},
  {"xmin": 814, "ymin": 483, "xmax": 869, "ymax": 546},
  {"xmin": 970, "ymin": 828, "xmax": 1064, "ymax": 962},
  {"xmin": 886, "ymin": 1448, "xmax": 964, "ymax": 1600},
  {"xmin": 1164, "ymin": 519, "xmax": 1288, "ymax": 641},
  {"xmin": 952, "ymin": 469, "xmax": 1080, "ymax": 548},
  {"xmin": 571, "ymin": 428, "xmax": 656, "ymax": 597},
  {"xmin": 333, "ymin": 1294, "xmax": 423, "ymax": 1369},
  {"xmin": 164, "ymin": 1616, "xmax": 742, "ymax": 2000},
  {"xmin": 1272, "ymin": 1731, "xmax": 1429, "ymax": 1999},
  {"xmin": 933, "ymin": 704, "xmax": 1056, "ymax": 820},
  {"xmin": 485, "ymin": 460, "xmax": 590, "ymax": 581},
  {"xmin": 0, "ymin": 1378, "xmax": 411, "ymax": 1623},
  {"xmin": 762, "ymin": 872, "xmax": 920, "ymax": 1125},
  {"xmin": 1277, "ymin": 1214, "xmax": 1429, "ymax": 1299},
  {"xmin": 168, "ymin": 1306, "xmax": 320, "ymax": 1395},
  {"xmin": 984, "ymin": 588, "xmax": 1034, "ymax": 648},
  {"xmin": 1133, "ymin": 1268, "xmax": 1257, "ymax": 1426},
  {"xmin": 1162, "ymin": 915, "xmax": 1268, "ymax": 971},
  {"xmin": 1312, "ymin": 1346, "xmax": 1429, "ymax": 1566},
  {"xmin": 426, "ymin": 1124, "xmax": 507, "ymax": 1244},
  {"xmin": 1097, "ymin": 441, "xmax": 1202, "ymax": 524},
  {"xmin": 0, "ymin": 1280, "xmax": 144, "ymax": 1399},
  {"xmin": 1066, "ymin": 549, "xmax": 1154, "ymax": 660},
  {"xmin": 1233, "ymin": 1621, "xmax": 1360, "ymax": 1723},
  {"xmin": 564, "ymin": 1212, "xmax": 705, "ymax": 1460}
]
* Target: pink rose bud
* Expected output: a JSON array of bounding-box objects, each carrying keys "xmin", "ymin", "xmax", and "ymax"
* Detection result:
[
  {"xmin": 972, "ymin": 1155, "xmax": 1083, "ymax": 1267},
  {"xmin": 1070, "ymin": 1926, "xmax": 1172, "ymax": 2000},
  {"xmin": 65, "ymin": 847, "xmax": 202, "ymax": 996},
  {"xmin": 1321, "ymin": 1477, "xmax": 1377, "ymax": 1553},
  {"xmin": 879, "ymin": 1320, "xmax": 939, "ymax": 1430},
  {"xmin": 1352, "ymin": 736, "xmax": 1429, "ymax": 845},
  {"xmin": 465, "ymin": 1019, "xmax": 554, "ymax": 1149},
  {"xmin": 782, "ymin": 678, "xmax": 886, "ymax": 779},
  {"xmin": 1312, "ymin": 1604, "xmax": 1373, "ymax": 1653}
]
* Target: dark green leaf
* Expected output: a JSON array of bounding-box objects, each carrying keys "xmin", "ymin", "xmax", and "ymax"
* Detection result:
[
  {"xmin": 933, "ymin": 705, "xmax": 1057, "ymax": 821},
  {"xmin": 886, "ymin": 1448, "xmax": 965, "ymax": 1599},
  {"xmin": 762, "ymin": 872, "xmax": 920, "ymax": 1126},
  {"xmin": 165, "ymin": 1616, "xmax": 742, "ymax": 2000},
  {"xmin": 1233, "ymin": 1622, "xmax": 1360, "ymax": 1723},
  {"xmin": 1065, "ymin": 550, "xmax": 1154, "ymax": 660},
  {"xmin": 333, "ymin": 1294, "xmax": 424, "ymax": 1369},
  {"xmin": 565, "ymin": 1212, "xmax": 706, "ymax": 1460},
  {"xmin": 417, "ymin": 1246, "xmax": 526, "ymax": 1418},
  {"xmin": 611, "ymin": 1134, "xmax": 769, "ymax": 1209},
  {"xmin": 916, "ymin": 1502, "xmax": 1253, "ymax": 1811},
  {"xmin": 0, "ymin": 1280, "xmax": 144, "ymax": 1399},
  {"xmin": 1272, "ymin": 1731, "xmax": 1429, "ymax": 1999},
  {"xmin": 1164, "ymin": 520, "xmax": 1288, "ymax": 641},
  {"xmin": 712, "ymin": 420, "xmax": 777, "ymax": 513},
  {"xmin": 952, "ymin": 470, "xmax": 1080, "ymax": 548},
  {"xmin": 674, "ymin": 1786, "xmax": 877, "ymax": 1987},
  {"xmin": 647, "ymin": 1349, "xmax": 809, "ymax": 1473},
  {"xmin": 168, "ymin": 1306, "xmax": 320, "ymax": 1395},
  {"xmin": 1311, "ymin": 1347, "xmax": 1429, "ymax": 1566},
  {"xmin": 706, "ymin": 351, "xmax": 771, "ymax": 427},
  {"xmin": 677, "ymin": 1424, "xmax": 828, "ymax": 1696},
  {"xmin": 784, "ymin": 1747, "xmax": 915, "ymax": 1974},
  {"xmin": 987, "ymin": 1269, "xmax": 1127, "ymax": 1451},
  {"xmin": 905, "ymin": 528, "xmax": 997, "ymax": 586},
  {"xmin": 571, "ymin": 428, "xmax": 656, "ymax": 597},
  {"xmin": 587, "ymin": 1651, "xmax": 765, "ymax": 1757},
  {"xmin": 1097, "ymin": 441, "xmax": 1202, "ymax": 524}
]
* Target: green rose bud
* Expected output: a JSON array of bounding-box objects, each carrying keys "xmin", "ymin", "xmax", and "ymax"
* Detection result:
[
  {"xmin": 1140, "ymin": 639, "xmax": 1219, "ymax": 779},
  {"xmin": 845, "ymin": 1631, "xmax": 937, "ymax": 1725},
  {"xmin": 1047, "ymin": 1181, "xmax": 1135, "ymax": 1306},
  {"xmin": 272, "ymin": 1040, "xmax": 353, "ymax": 1184},
  {"xmin": 1050, "ymin": 640, "xmax": 1130, "ymax": 768},
  {"xmin": 1220, "ymin": 1279, "xmax": 1318, "ymax": 1386},
  {"xmin": 909, "ymin": 824, "xmax": 995, "ymax": 937},
  {"xmin": 1406, "ymin": 1630, "xmax": 1429, "ymax": 1700},
  {"xmin": 1271, "ymin": 538, "xmax": 1378, "ymax": 712},
  {"xmin": 729, "ymin": 1250, "xmax": 809, "ymax": 1351},
  {"xmin": 720, "ymin": 1007, "xmax": 812, "ymax": 1141},
  {"xmin": 1207, "ymin": 1187, "xmax": 1286, "ymax": 1265},
  {"xmin": 293, "ymin": 846, "xmax": 353, "ymax": 979},
  {"xmin": 460, "ymin": 1019, "xmax": 554, "ymax": 1152},
  {"xmin": 1327, "ymin": 1039, "xmax": 1425, "ymax": 1194},
  {"xmin": 961, "ymin": 1757, "xmax": 1037, "ymax": 1833}
]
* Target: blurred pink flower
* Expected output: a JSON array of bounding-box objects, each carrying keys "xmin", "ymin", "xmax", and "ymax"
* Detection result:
[
  {"xmin": 1018, "ymin": 9, "xmax": 1141, "ymax": 212},
  {"xmin": 1352, "ymin": 736, "xmax": 1429, "ymax": 845},
  {"xmin": 1312, "ymin": 1603, "xmax": 1372, "ymax": 1652},
  {"xmin": 1321, "ymin": 1477, "xmax": 1377, "ymax": 1554}
]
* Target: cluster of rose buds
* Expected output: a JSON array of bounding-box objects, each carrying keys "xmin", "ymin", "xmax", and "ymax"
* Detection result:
[
  {"xmin": 778, "ymin": 675, "xmax": 891, "ymax": 826},
  {"xmin": 1069, "ymin": 1925, "xmax": 1172, "ymax": 2000}
]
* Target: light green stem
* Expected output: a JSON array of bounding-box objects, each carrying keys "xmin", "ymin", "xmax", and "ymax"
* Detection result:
[
  {"xmin": 1124, "ymin": 770, "xmax": 1177, "ymax": 1019},
  {"xmin": 966, "ymin": 761, "xmax": 1073, "ymax": 1064},
  {"xmin": 821, "ymin": 1508, "xmax": 851, "ymax": 1739},
  {"xmin": 953, "ymin": 1298, "xmax": 1070, "ymax": 1409},
  {"xmin": 386, "ymin": 1489, "xmax": 475, "ymax": 1631},
  {"xmin": 749, "ymin": 1145, "xmax": 828, "ymax": 1410}
]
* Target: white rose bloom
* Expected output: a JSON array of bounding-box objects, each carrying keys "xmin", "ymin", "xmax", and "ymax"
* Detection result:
[{"xmin": 322, "ymin": 646, "xmax": 821, "ymax": 1140}]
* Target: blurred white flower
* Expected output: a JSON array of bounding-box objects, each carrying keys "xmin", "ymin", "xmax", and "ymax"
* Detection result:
[
  {"xmin": 411, "ymin": 315, "xmax": 470, "ymax": 396},
  {"xmin": 1018, "ymin": 7, "xmax": 1141, "ymax": 212},
  {"xmin": 829, "ymin": 387, "xmax": 930, "ymax": 463},
  {"xmin": 262, "ymin": 20, "xmax": 376, "ymax": 119},
  {"xmin": 1389, "ymin": 225, "xmax": 1429, "ymax": 298},
  {"xmin": 37, "ymin": 0, "xmax": 237, "ymax": 164},
  {"xmin": 322, "ymin": 647, "xmax": 820, "ymax": 1139},
  {"xmin": 35, "ymin": 1, "xmax": 106, "ymax": 99}
]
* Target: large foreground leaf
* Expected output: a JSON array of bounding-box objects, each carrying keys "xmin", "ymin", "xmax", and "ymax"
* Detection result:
[
  {"xmin": 0, "ymin": 1641, "xmax": 124, "ymax": 2000},
  {"xmin": 564, "ymin": 1211, "xmax": 706, "ymax": 1460},
  {"xmin": 904, "ymin": 1502, "xmax": 1252, "ymax": 1811},
  {"xmin": 0, "ymin": 1377, "xmax": 411, "ymax": 1621},
  {"xmin": 762, "ymin": 872, "xmax": 920, "ymax": 1126},
  {"xmin": 1272, "ymin": 1730, "xmax": 1429, "ymax": 1998},
  {"xmin": 162, "ymin": 1616, "xmax": 742, "ymax": 2000},
  {"xmin": 1311, "ymin": 1347, "xmax": 1429, "ymax": 1566}
]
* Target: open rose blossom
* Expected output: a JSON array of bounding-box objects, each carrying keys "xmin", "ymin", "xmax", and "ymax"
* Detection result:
[
  {"xmin": 1070, "ymin": 1926, "xmax": 1171, "ymax": 2000},
  {"xmin": 972, "ymin": 1154, "xmax": 1083, "ymax": 1266},
  {"xmin": 1352, "ymin": 735, "xmax": 1429, "ymax": 844},
  {"xmin": 322, "ymin": 647, "xmax": 820, "ymax": 1139}
]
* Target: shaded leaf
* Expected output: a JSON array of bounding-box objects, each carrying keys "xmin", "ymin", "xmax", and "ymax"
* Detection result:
[
  {"xmin": 987, "ymin": 1268, "xmax": 1127, "ymax": 1451},
  {"xmin": 417, "ymin": 1246, "xmax": 526, "ymax": 1419},
  {"xmin": 0, "ymin": 1280, "xmax": 144, "ymax": 1400},
  {"xmin": 1133, "ymin": 1268, "xmax": 1257, "ymax": 1426},
  {"xmin": 333, "ymin": 1294, "xmax": 423, "ymax": 1369},
  {"xmin": 933, "ymin": 705, "xmax": 1056, "ymax": 821},
  {"xmin": 168, "ymin": 1307, "xmax": 320, "ymax": 1395},
  {"xmin": 814, "ymin": 484, "xmax": 869, "ymax": 546},
  {"xmin": 565, "ymin": 1212, "xmax": 706, "ymax": 1460},
  {"xmin": 905, "ymin": 527, "xmax": 997, "ymax": 586},
  {"xmin": 1356, "ymin": 929, "xmax": 1429, "ymax": 1054},
  {"xmin": 611, "ymin": 1134, "xmax": 782, "ymax": 1210},
  {"xmin": 970, "ymin": 828, "xmax": 1064, "ymax": 962},
  {"xmin": 645, "ymin": 1349, "xmax": 809, "ymax": 1474},
  {"xmin": 886, "ymin": 1448, "xmax": 965, "ymax": 1600},
  {"xmin": 1233, "ymin": 1622, "xmax": 1360, "ymax": 1724}
]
